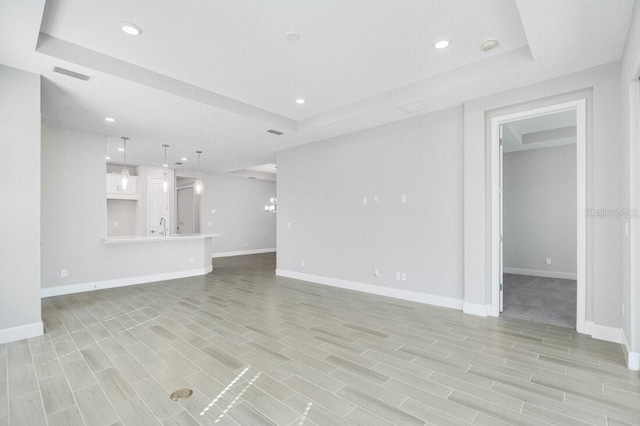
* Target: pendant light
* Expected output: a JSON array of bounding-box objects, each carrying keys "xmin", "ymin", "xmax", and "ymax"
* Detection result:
[
  {"xmin": 162, "ymin": 144, "xmax": 170, "ymax": 193},
  {"xmin": 104, "ymin": 135, "xmax": 111, "ymax": 160},
  {"xmin": 194, "ymin": 150, "xmax": 204, "ymax": 194},
  {"xmin": 120, "ymin": 137, "xmax": 130, "ymax": 190}
]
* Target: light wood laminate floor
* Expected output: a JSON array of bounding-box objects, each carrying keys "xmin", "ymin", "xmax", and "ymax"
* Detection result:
[{"xmin": 1, "ymin": 253, "xmax": 639, "ymax": 425}]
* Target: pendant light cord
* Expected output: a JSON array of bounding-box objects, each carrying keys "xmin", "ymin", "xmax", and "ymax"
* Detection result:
[{"xmin": 121, "ymin": 136, "xmax": 129, "ymax": 168}]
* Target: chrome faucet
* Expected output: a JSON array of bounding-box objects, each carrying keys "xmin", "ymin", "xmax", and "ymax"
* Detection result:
[{"xmin": 159, "ymin": 217, "xmax": 167, "ymax": 236}]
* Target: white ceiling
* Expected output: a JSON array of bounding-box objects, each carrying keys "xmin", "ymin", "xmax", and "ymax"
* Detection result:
[
  {"xmin": 228, "ymin": 163, "xmax": 277, "ymax": 181},
  {"xmin": 503, "ymin": 110, "xmax": 577, "ymax": 153},
  {"xmin": 0, "ymin": 0, "xmax": 635, "ymax": 174},
  {"xmin": 246, "ymin": 164, "xmax": 277, "ymax": 175}
]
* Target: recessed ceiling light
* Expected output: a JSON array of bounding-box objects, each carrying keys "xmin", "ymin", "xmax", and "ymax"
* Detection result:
[
  {"xmin": 481, "ymin": 39, "xmax": 499, "ymax": 52},
  {"xmin": 434, "ymin": 39, "xmax": 450, "ymax": 49},
  {"xmin": 296, "ymin": 99, "xmax": 306, "ymax": 104},
  {"xmin": 121, "ymin": 23, "xmax": 142, "ymax": 36},
  {"xmin": 285, "ymin": 32, "xmax": 301, "ymax": 42},
  {"xmin": 163, "ymin": 163, "xmax": 168, "ymax": 168},
  {"xmin": 181, "ymin": 157, "xmax": 188, "ymax": 161},
  {"xmin": 104, "ymin": 117, "xmax": 116, "ymax": 122},
  {"xmin": 117, "ymin": 147, "xmax": 125, "ymax": 152},
  {"xmin": 105, "ymin": 156, "xmax": 111, "ymax": 160}
]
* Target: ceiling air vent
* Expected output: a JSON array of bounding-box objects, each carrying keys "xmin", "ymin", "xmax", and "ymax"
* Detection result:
[
  {"xmin": 399, "ymin": 101, "xmax": 428, "ymax": 114},
  {"xmin": 52, "ymin": 66, "xmax": 93, "ymax": 82},
  {"xmin": 267, "ymin": 129, "xmax": 284, "ymax": 135}
]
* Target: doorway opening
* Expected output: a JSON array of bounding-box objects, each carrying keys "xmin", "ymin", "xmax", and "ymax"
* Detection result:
[
  {"xmin": 176, "ymin": 177, "xmax": 200, "ymax": 235},
  {"xmin": 491, "ymin": 100, "xmax": 586, "ymax": 332}
]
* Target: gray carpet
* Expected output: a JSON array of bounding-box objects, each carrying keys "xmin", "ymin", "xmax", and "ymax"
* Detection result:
[{"xmin": 502, "ymin": 273, "xmax": 577, "ymax": 328}]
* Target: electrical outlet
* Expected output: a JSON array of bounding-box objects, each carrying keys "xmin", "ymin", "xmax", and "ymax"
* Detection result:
[
  {"xmin": 287, "ymin": 222, "xmax": 292, "ymax": 229},
  {"xmin": 245, "ymin": 243, "xmax": 248, "ymax": 247},
  {"xmin": 545, "ymin": 258, "xmax": 552, "ymax": 265},
  {"xmin": 395, "ymin": 272, "xmax": 401, "ymax": 281},
  {"xmin": 401, "ymin": 195, "xmax": 407, "ymax": 204},
  {"xmin": 61, "ymin": 269, "xmax": 68, "ymax": 278},
  {"xmin": 207, "ymin": 222, "xmax": 212, "ymax": 226},
  {"xmin": 113, "ymin": 222, "xmax": 118, "ymax": 228},
  {"xmin": 374, "ymin": 269, "xmax": 380, "ymax": 277},
  {"xmin": 622, "ymin": 304, "xmax": 625, "ymax": 317},
  {"xmin": 189, "ymin": 257, "xmax": 194, "ymax": 264},
  {"xmin": 363, "ymin": 197, "xmax": 368, "ymax": 205},
  {"xmin": 301, "ymin": 260, "xmax": 305, "ymax": 267},
  {"xmin": 373, "ymin": 196, "xmax": 379, "ymax": 204},
  {"xmin": 401, "ymin": 272, "xmax": 407, "ymax": 281}
]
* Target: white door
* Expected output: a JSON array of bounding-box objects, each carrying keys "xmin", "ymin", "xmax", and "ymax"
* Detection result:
[
  {"xmin": 177, "ymin": 187, "xmax": 194, "ymax": 234},
  {"xmin": 499, "ymin": 125, "xmax": 505, "ymax": 312},
  {"xmin": 148, "ymin": 177, "xmax": 169, "ymax": 236}
]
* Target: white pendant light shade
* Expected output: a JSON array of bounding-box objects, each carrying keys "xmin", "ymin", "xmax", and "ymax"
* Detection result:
[
  {"xmin": 161, "ymin": 145, "xmax": 170, "ymax": 193},
  {"xmin": 195, "ymin": 151, "xmax": 204, "ymax": 195},
  {"xmin": 194, "ymin": 177, "xmax": 204, "ymax": 194},
  {"xmin": 162, "ymin": 172, "xmax": 169, "ymax": 193},
  {"xmin": 120, "ymin": 167, "xmax": 130, "ymax": 190},
  {"xmin": 120, "ymin": 136, "xmax": 130, "ymax": 190}
]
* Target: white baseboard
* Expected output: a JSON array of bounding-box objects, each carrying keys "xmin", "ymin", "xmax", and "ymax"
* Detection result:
[
  {"xmin": 503, "ymin": 267, "xmax": 577, "ymax": 280},
  {"xmin": 628, "ymin": 352, "xmax": 640, "ymax": 371},
  {"xmin": 212, "ymin": 248, "xmax": 276, "ymax": 259},
  {"xmin": 463, "ymin": 303, "xmax": 490, "ymax": 317},
  {"xmin": 0, "ymin": 321, "xmax": 43, "ymax": 345},
  {"xmin": 275, "ymin": 269, "xmax": 463, "ymax": 311},
  {"xmin": 41, "ymin": 265, "xmax": 213, "ymax": 298},
  {"xmin": 622, "ymin": 329, "xmax": 640, "ymax": 371},
  {"xmin": 584, "ymin": 320, "xmax": 624, "ymax": 344}
]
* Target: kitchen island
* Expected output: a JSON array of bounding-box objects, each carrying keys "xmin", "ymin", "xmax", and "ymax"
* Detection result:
[{"xmin": 42, "ymin": 233, "xmax": 220, "ymax": 297}]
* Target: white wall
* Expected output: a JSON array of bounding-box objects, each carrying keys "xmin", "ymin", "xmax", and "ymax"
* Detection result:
[
  {"xmin": 276, "ymin": 106, "xmax": 464, "ymax": 304},
  {"xmin": 42, "ymin": 125, "xmax": 107, "ymax": 287},
  {"xmin": 276, "ymin": 61, "xmax": 625, "ymax": 345},
  {"xmin": 0, "ymin": 65, "xmax": 43, "ymax": 343},
  {"xmin": 107, "ymin": 199, "xmax": 136, "ymax": 236},
  {"xmin": 503, "ymin": 144, "xmax": 577, "ymax": 276},
  {"xmin": 198, "ymin": 173, "xmax": 277, "ymax": 255},
  {"xmin": 41, "ymin": 125, "xmax": 210, "ymax": 290},
  {"xmin": 464, "ymin": 62, "xmax": 623, "ymax": 331},
  {"xmin": 621, "ymin": 2, "xmax": 640, "ymax": 366}
]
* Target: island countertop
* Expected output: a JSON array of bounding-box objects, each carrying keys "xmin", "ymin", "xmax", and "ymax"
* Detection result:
[{"xmin": 103, "ymin": 233, "xmax": 221, "ymax": 244}]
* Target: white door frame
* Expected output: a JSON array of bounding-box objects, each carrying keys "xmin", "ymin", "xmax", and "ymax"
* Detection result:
[{"xmin": 489, "ymin": 99, "xmax": 587, "ymax": 334}]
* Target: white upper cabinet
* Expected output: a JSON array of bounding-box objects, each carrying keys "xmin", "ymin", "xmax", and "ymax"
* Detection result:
[{"xmin": 106, "ymin": 173, "xmax": 138, "ymax": 200}]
